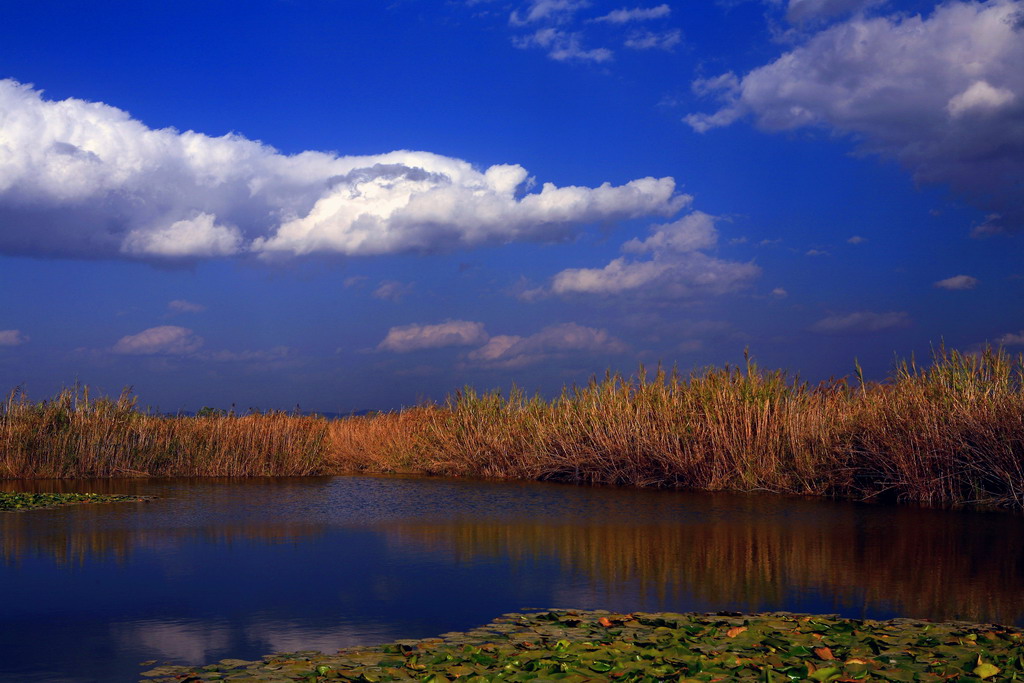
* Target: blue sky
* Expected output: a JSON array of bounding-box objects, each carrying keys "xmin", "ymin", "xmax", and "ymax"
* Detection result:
[{"xmin": 1, "ymin": 0, "xmax": 1021, "ymax": 412}]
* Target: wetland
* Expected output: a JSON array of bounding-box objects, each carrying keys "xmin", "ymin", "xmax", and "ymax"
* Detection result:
[{"xmin": 3, "ymin": 475, "xmax": 1024, "ymax": 681}]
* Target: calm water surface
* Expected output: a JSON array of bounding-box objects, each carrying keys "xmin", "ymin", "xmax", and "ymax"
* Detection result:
[{"xmin": 2, "ymin": 475, "xmax": 1024, "ymax": 682}]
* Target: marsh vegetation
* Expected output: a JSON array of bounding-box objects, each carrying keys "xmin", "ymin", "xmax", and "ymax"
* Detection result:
[{"xmin": 3, "ymin": 347, "xmax": 1022, "ymax": 509}]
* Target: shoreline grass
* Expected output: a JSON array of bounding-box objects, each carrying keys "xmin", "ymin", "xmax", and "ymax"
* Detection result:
[
  {"xmin": 3, "ymin": 346, "xmax": 1023, "ymax": 510},
  {"xmin": 139, "ymin": 608, "xmax": 1024, "ymax": 682}
]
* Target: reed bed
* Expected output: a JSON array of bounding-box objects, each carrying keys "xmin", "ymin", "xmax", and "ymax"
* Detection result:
[
  {"xmin": 3, "ymin": 347, "xmax": 1023, "ymax": 510},
  {"xmin": 328, "ymin": 346, "xmax": 1024, "ymax": 510},
  {"xmin": 0, "ymin": 386, "xmax": 329, "ymax": 478}
]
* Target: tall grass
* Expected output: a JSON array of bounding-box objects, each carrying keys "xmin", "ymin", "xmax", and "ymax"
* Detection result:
[
  {"xmin": 3, "ymin": 348, "xmax": 1023, "ymax": 510},
  {"xmin": 0, "ymin": 386, "xmax": 329, "ymax": 478},
  {"xmin": 328, "ymin": 347, "xmax": 1024, "ymax": 510}
]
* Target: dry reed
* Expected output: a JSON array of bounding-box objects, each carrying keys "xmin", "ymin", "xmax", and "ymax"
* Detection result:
[
  {"xmin": 3, "ymin": 347, "xmax": 1022, "ymax": 510},
  {"xmin": 0, "ymin": 386, "xmax": 329, "ymax": 478},
  {"xmin": 327, "ymin": 346, "xmax": 1024, "ymax": 510}
]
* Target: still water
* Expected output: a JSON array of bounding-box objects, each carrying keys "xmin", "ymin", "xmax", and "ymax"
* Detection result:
[{"xmin": 2, "ymin": 475, "xmax": 1023, "ymax": 682}]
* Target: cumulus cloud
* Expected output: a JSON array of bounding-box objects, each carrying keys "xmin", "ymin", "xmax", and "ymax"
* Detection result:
[
  {"xmin": 593, "ymin": 5, "xmax": 671, "ymax": 22},
  {"xmin": 934, "ymin": 274, "xmax": 978, "ymax": 290},
  {"xmin": 110, "ymin": 325, "xmax": 290, "ymax": 361},
  {"xmin": 686, "ymin": 0, "xmax": 1024, "ymax": 232},
  {"xmin": 551, "ymin": 211, "xmax": 760, "ymax": 297},
  {"xmin": 0, "ymin": 80, "xmax": 683, "ymax": 261},
  {"xmin": 167, "ymin": 299, "xmax": 206, "ymax": 313},
  {"xmin": 810, "ymin": 310, "xmax": 911, "ymax": 334},
  {"xmin": 847, "ymin": 235, "xmax": 866, "ymax": 244},
  {"xmin": 514, "ymin": 28, "xmax": 614, "ymax": 61},
  {"xmin": 467, "ymin": 322, "xmax": 627, "ymax": 368},
  {"xmin": 112, "ymin": 326, "xmax": 204, "ymax": 355},
  {"xmin": 377, "ymin": 320, "xmax": 490, "ymax": 353},
  {"xmin": 0, "ymin": 329, "xmax": 29, "ymax": 346}
]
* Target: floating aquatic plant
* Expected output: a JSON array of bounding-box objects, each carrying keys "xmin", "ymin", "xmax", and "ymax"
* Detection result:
[
  {"xmin": 140, "ymin": 609, "xmax": 1024, "ymax": 681},
  {"xmin": 0, "ymin": 491, "xmax": 150, "ymax": 511}
]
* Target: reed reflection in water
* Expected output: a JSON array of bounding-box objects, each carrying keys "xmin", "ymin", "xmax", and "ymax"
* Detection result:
[
  {"xmin": 387, "ymin": 495, "xmax": 1024, "ymax": 626},
  {"xmin": 2, "ymin": 475, "xmax": 1024, "ymax": 683}
]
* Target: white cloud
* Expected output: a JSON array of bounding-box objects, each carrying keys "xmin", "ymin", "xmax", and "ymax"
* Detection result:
[
  {"xmin": 121, "ymin": 212, "xmax": 243, "ymax": 257},
  {"xmin": 110, "ymin": 325, "xmax": 289, "ymax": 362},
  {"xmin": 373, "ymin": 280, "xmax": 414, "ymax": 302},
  {"xmin": 771, "ymin": 287, "xmax": 788, "ymax": 298},
  {"xmin": 467, "ymin": 322, "xmax": 627, "ymax": 368},
  {"xmin": 686, "ymin": 0, "xmax": 1024, "ymax": 232},
  {"xmin": 514, "ymin": 28, "xmax": 614, "ymax": 61},
  {"xmin": 995, "ymin": 330, "xmax": 1024, "ymax": 346},
  {"xmin": 510, "ymin": 0, "xmax": 590, "ymax": 25},
  {"xmin": 786, "ymin": 0, "xmax": 886, "ymax": 24},
  {"xmin": 377, "ymin": 320, "xmax": 490, "ymax": 353},
  {"xmin": 167, "ymin": 299, "xmax": 206, "ymax": 313},
  {"xmin": 847, "ymin": 235, "xmax": 866, "ymax": 244},
  {"xmin": 343, "ymin": 275, "xmax": 368, "ymax": 288},
  {"xmin": 551, "ymin": 211, "xmax": 760, "ymax": 297},
  {"xmin": 112, "ymin": 326, "xmax": 204, "ymax": 355},
  {"xmin": 810, "ymin": 310, "xmax": 910, "ymax": 334},
  {"xmin": 0, "ymin": 80, "xmax": 683, "ymax": 260},
  {"xmin": 0, "ymin": 329, "xmax": 29, "ymax": 346},
  {"xmin": 593, "ymin": 4, "xmax": 671, "ymax": 23},
  {"xmin": 934, "ymin": 274, "xmax": 978, "ymax": 290},
  {"xmin": 947, "ymin": 80, "xmax": 1016, "ymax": 118},
  {"xmin": 624, "ymin": 29, "xmax": 681, "ymax": 51}
]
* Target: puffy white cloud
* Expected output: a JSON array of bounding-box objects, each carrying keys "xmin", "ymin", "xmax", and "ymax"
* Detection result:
[
  {"xmin": 686, "ymin": 0, "xmax": 1024, "ymax": 232},
  {"xmin": 112, "ymin": 326, "xmax": 204, "ymax": 355},
  {"xmin": 0, "ymin": 80, "xmax": 683, "ymax": 260},
  {"xmin": 551, "ymin": 211, "xmax": 760, "ymax": 297},
  {"xmin": 377, "ymin": 320, "xmax": 490, "ymax": 353},
  {"xmin": 947, "ymin": 80, "xmax": 1016, "ymax": 118},
  {"xmin": 467, "ymin": 322, "xmax": 627, "ymax": 368},
  {"xmin": 121, "ymin": 213, "xmax": 243, "ymax": 257},
  {"xmin": 594, "ymin": 5, "xmax": 671, "ymax": 23},
  {"xmin": 810, "ymin": 310, "xmax": 911, "ymax": 334},
  {"xmin": 513, "ymin": 28, "xmax": 614, "ymax": 61},
  {"xmin": 934, "ymin": 274, "xmax": 979, "ymax": 290},
  {"xmin": 621, "ymin": 211, "xmax": 717, "ymax": 254},
  {"xmin": 167, "ymin": 299, "xmax": 206, "ymax": 313},
  {"xmin": 847, "ymin": 235, "xmax": 866, "ymax": 244},
  {"xmin": 624, "ymin": 29, "xmax": 681, "ymax": 51},
  {"xmin": 0, "ymin": 329, "xmax": 29, "ymax": 346}
]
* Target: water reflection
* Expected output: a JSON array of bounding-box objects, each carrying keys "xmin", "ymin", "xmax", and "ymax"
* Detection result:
[
  {"xmin": 387, "ymin": 508, "xmax": 1024, "ymax": 624},
  {"xmin": 1, "ymin": 476, "xmax": 1023, "ymax": 683}
]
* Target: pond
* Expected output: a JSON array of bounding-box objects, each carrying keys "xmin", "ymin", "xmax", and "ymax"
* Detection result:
[{"xmin": 2, "ymin": 475, "xmax": 1023, "ymax": 682}]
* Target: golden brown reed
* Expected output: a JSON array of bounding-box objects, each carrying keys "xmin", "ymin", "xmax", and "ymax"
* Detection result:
[
  {"xmin": 1, "ymin": 387, "xmax": 329, "ymax": 478},
  {"xmin": 3, "ymin": 347, "xmax": 1023, "ymax": 510},
  {"xmin": 328, "ymin": 346, "xmax": 1024, "ymax": 510}
]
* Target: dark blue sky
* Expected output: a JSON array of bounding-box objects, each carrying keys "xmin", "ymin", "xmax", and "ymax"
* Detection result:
[{"xmin": 1, "ymin": 0, "xmax": 1021, "ymax": 412}]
